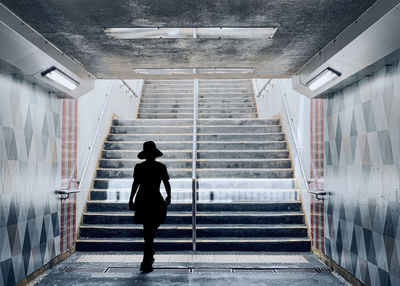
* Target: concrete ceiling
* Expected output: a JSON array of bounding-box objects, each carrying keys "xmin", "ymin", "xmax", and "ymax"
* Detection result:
[{"xmin": 0, "ymin": 0, "xmax": 377, "ymax": 79}]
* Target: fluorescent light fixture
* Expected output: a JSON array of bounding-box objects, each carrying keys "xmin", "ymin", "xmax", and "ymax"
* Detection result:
[
  {"xmin": 306, "ymin": 67, "xmax": 341, "ymax": 91},
  {"xmin": 133, "ymin": 68, "xmax": 254, "ymax": 75},
  {"xmin": 105, "ymin": 27, "xmax": 277, "ymax": 39},
  {"xmin": 41, "ymin": 67, "xmax": 79, "ymax": 90}
]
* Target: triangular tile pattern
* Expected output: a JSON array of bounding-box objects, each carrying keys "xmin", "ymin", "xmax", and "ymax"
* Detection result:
[
  {"xmin": 324, "ymin": 60, "xmax": 400, "ymax": 285},
  {"xmin": 0, "ymin": 73, "xmax": 75, "ymax": 285}
]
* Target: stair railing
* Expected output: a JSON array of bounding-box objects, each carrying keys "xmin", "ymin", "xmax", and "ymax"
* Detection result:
[
  {"xmin": 192, "ymin": 79, "xmax": 199, "ymax": 251},
  {"xmin": 78, "ymin": 80, "xmax": 116, "ymax": 190},
  {"xmin": 256, "ymin": 79, "xmax": 272, "ymax": 97},
  {"xmin": 277, "ymin": 80, "xmax": 326, "ymax": 200}
]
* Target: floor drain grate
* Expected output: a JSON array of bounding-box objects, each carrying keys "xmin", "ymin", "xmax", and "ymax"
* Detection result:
[{"xmin": 314, "ymin": 267, "xmax": 332, "ymax": 273}]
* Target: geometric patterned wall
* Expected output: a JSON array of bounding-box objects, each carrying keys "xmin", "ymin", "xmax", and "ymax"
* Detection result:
[
  {"xmin": 0, "ymin": 73, "xmax": 77, "ymax": 286},
  {"xmin": 324, "ymin": 60, "xmax": 400, "ymax": 286},
  {"xmin": 310, "ymin": 98, "xmax": 325, "ymax": 252}
]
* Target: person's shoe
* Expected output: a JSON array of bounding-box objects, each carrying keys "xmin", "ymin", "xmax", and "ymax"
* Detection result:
[{"xmin": 140, "ymin": 262, "xmax": 154, "ymax": 273}]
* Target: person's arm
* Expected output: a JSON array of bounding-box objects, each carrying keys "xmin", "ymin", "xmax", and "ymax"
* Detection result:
[
  {"xmin": 129, "ymin": 180, "xmax": 139, "ymax": 210},
  {"xmin": 163, "ymin": 179, "xmax": 171, "ymax": 205}
]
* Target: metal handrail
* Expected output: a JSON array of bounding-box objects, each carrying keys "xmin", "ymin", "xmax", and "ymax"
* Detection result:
[
  {"xmin": 77, "ymin": 80, "xmax": 116, "ymax": 189},
  {"xmin": 277, "ymin": 80, "xmax": 326, "ymax": 200},
  {"xmin": 256, "ymin": 79, "xmax": 272, "ymax": 97},
  {"xmin": 120, "ymin": 79, "xmax": 138, "ymax": 97},
  {"xmin": 192, "ymin": 79, "xmax": 198, "ymax": 251}
]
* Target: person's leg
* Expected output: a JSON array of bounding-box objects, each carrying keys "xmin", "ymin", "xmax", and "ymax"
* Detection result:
[{"xmin": 141, "ymin": 224, "xmax": 159, "ymax": 272}]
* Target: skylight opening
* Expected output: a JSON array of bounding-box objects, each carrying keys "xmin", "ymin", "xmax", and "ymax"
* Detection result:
[
  {"xmin": 133, "ymin": 68, "xmax": 254, "ymax": 75},
  {"xmin": 104, "ymin": 27, "xmax": 277, "ymax": 39}
]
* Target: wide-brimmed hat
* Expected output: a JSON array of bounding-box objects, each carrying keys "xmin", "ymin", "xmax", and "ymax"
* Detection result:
[{"xmin": 137, "ymin": 141, "xmax": 163, "ymax": 159}]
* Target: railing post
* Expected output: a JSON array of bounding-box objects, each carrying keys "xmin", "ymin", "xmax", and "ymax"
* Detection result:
[{"xmin": 192, "ymin": 79, "xmax": 198, "ymax": 251}]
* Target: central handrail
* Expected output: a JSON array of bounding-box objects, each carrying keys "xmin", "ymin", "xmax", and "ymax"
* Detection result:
[
  {"xmin": 277, "ymin": 80, "xmax": 326, "ymax": 200},
  {"xmin": 191, "ymin": 79, "xmax": 198, "ymax": 251}
]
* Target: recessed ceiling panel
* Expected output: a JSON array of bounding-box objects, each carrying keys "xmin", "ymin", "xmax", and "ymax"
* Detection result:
[{"xmin": 104, "ymin": 27, "xmax": 277, "ymax": 39}]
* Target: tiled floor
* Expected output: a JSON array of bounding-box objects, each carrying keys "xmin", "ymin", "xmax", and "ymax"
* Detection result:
[{"xmin": 31, "ymin": 252, "xmax": 348, "ymax": 285}]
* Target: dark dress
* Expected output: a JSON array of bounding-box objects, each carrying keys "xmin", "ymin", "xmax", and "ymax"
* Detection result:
[{"xmin": 133, "ymin": 160, "xmax": 169, "ymax": 225}]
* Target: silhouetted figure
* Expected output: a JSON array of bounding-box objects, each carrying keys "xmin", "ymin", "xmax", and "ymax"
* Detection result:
[{"xmin": 129, "ymin": 141, "xmax": 171, "ymax": 273}]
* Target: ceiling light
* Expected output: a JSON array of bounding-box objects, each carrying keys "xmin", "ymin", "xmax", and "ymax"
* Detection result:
[
  {"xmin": 133, "ymin": 68, "xmax": 254, "ymax": 75},
  {"xmin": 41, "ymin": 67, "xmax": 79, "ymax": 90},
  {"xmin": 105, "ymin": 27, "xmax": 277, "ymax": 39},
  {"xmin": 306, "ymin": 67, "xmax": 341, "ymax": 91}
]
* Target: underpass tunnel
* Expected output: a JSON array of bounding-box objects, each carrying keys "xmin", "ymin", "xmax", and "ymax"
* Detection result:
[{"xmin": 0, "ymin": 1, "xmax": 399, "ymax": 285}]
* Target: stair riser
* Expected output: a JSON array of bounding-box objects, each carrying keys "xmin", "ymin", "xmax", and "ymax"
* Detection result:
[
  {"xmin": 102, "ymin": 151, "xmax": 192, "ymax": 160},
  {"xmin": 93, "ymin": 178, "xmax": 295, "ymax": 190},
  {"xmin": 198, "ymin": 114, "xmax": 257, "ymax": 119},
  {"xmin": 199, "ymin": 99, "xmax": 254, "ymax": 104},
  {"xmin": 138, "ymin": 114, "xmax": 194, "ymax": 119},
  {"xmin": 140, "ymin": 103, "xmax": 194, "ymax": 109},
  {"xmin": 96, "ymin": 169, "xmax": 294, "ymax": 179},
  {"xmin": 83, "ymin": 214, "xmax": 303, "ymax": 225},
  {"xmin": 98, "ymin": 159, "xmax": 290, "ymax": 169},
  {"xmin": 198, "ymin": 108, "xmax": 257, "ymax": 114},
  {"xmin": 104, "ymin": 142, "xmax": 287, "ymax": 151},
  {"xmin": 142, "ymin": 93, "xmax": 193, "ymax": 97},
  {"xmin": 107, "ymin": 134, "xmax": 193, "ymax": 142},
  {"xmin": 198, "ymin": 134, "xmax": 284, "ymax": 141},
  {"xmin": 106, "ymin": 134, "xmax": 284, "ymax": 142},
  {"xmin": 110, "ymin": 126, "xmax": 193, "ymax": 134},
  {"xmin": 197, "ymin": 160, "xmax": 291, "ymax": 169},
  {"xmin": 96, "ymin": 169, "xmax": 191, "ymax": 179},
  {"xmin": 113, "ymin": 119, "xmax": 279, "ymax": 126},
  {"xmin": 139, "ymin": 108, "xmax": 193, "ymax": 113},
  {"xmin": 198, "ymin": 126, "xmax": 281, "ymax": 133},
  {"xmin": 196, "ymin": 169, "xmax": 294, "ymax": 179},
  {"xmin": 90, "ymin": 190, "xmax": 298, "ymax": 202},
  {"xmin": 86, "ymin": 202, "xmax": 301, "ymax": 212},
  {"xmin": 141, "ymin": 99, "xmax": 194, "ymax": 104},
  {"xmin": 197, "ymin": 151, "xmax": 289, "ymax": 159},
  {"xmin": 99, "ymin": 160, "xmax": 192, "ymax": 169},
  {"xmin": 80, "ymin": 227, "xmax": 307, "ymax": 238},
  {"xmin": 76, "ymin": 241, "xmax": 310, "ymax": 252}
]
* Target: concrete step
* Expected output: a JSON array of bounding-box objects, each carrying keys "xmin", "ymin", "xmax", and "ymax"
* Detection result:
[
  {"xmin": 103, "ymin": 141, "xmax": 287, "ymax": 151},
  {"xmin": 141, "ymin": 98, "xmax": 194, "ymax": 103},
  {"xmin": 107, "ymin": 133, "xmax": 284, "ymax": 142},
  {"xmin": 198, "ymin": 108, "xmax": 257, "ymax": 113},
  {"xmin": 82, "ymin": 211, "xmax": 304, "ymax": 225},
  {"xmin": 197, "ymin": 119, "xmax": 279, "ymax": 125},
  {"xmin": 102, "ymin": 150, "xmax": 192, "ymax": 160},
  {"xmin": 197, "ymin": 125, "xmax": 281, "ymax": 133},
  {"xmin": 143, "ymin": 88, "xmax": 193, "ymax": 92},
  {"xmin": 92, "ymin": 178, "xmax": 295, "ymax": 190},
  {"xmin": 199, "ymin": 94, "xmax": 254, "ymax": 99},
  {"xmin": 199, "ymin": 103, "xmax": 256, "ymax": 109},
  {"xmin": 75, "ymin": 237, "xmax": 311, "ymax": 252},
  {"xmin": 96, "ymin": 168, "xmax": 191, "ymax": 179},
  {"xmin": 110, "ymin": 126, "xmax": 193, "ymax": 134},
  {"xmin": 198, "ymin": 113, "xmax": 257, "ymax": 119},
  {"xmin": 107, "ymin": 133, "xmax": 193, "ymax": 142},
  {"xmin": 139, "ymin": 103, "xmax": 194, "ymax": 109},
  {"xmin": 198, "ymin": 89, "xmax": 253, "ymax": 94},
  {"xmin": 138, "ymin": 113, "xmax": 193, "ymax": 119},
  {"xmin": 79, "ymin": 224, "xmax": 307, "ymax": 238},
  {"xmin": 99, "ymin": 158, "xmax": 292, "ymax": 169},
  {"xmin": 113, "ymin": 119, "xmax": 193, "ymax": 126},
  {"xmin": 89, "ymin": 189, "xmax": 298, "ymax": 202},
  {"xmin": 96, "ymin": 168, "xmax": 293, "ymax": 179},
  {"xmin": 196, "ymin": 159, "xmax": 291, "ymax": 169},
  {"xmin": 104, "ymin": 141, "xmax": 192, "ymax": 150},
  {"xmin": 85, "ymin": 201, "xmax": 302, "ymax": 212},
  {"xmin": 142, "ymin": 93, "xmax": 194, "ymax": 98},
  {"xmin": 139, "ymin": 108, "xmax": 194, "ymax": 113},
  {"xmin": 138, "ymin": 113, "xmax": 194, "ymax": 119},
  {"xmin": 197, "ymin": 150, "xmax": 289, "ymax": 159}
]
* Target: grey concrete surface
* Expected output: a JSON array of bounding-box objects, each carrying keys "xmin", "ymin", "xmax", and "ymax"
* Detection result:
[
  {"xmin": 32, "ymin": 252, "xmax": 347, "ymax": 286},
  {"xmin": 0, "ymin": 0, "xmax": 377, "ymax": 79}
]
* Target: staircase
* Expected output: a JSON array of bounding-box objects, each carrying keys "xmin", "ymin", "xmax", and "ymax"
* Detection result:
[{"xmin": 76, "ymin": 79, "xmax": 310, "ymax": 252}]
